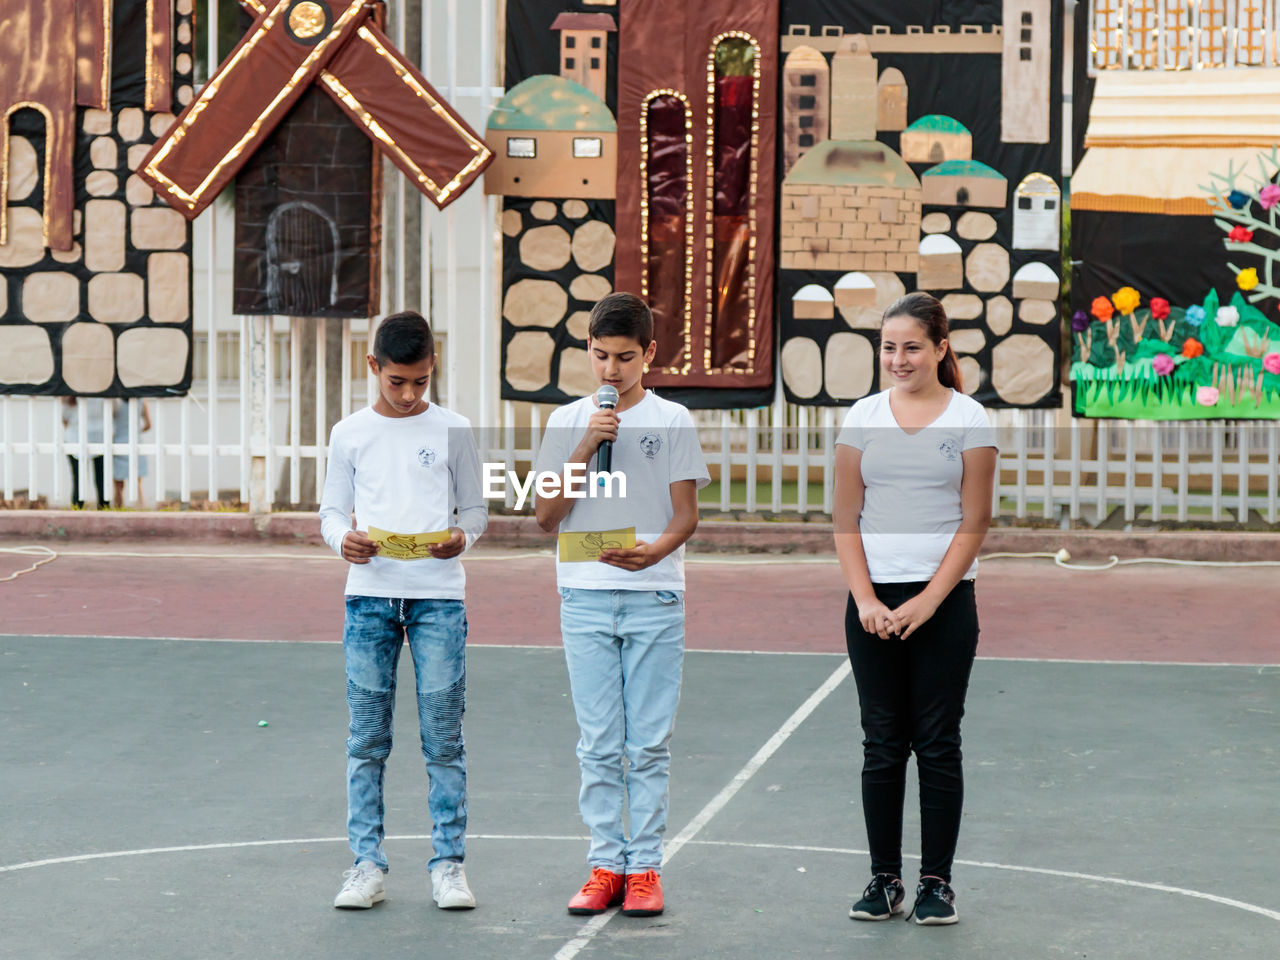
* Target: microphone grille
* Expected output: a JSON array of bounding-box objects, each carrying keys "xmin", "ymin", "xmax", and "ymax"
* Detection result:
[{"xmin": 596, "ymin": 384, "xmax": 619, "ymax": 407}]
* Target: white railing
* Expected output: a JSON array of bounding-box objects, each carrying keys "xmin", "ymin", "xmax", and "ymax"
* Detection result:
[{"xmin": 6, "ymin": 313, "xmax": 1278, "ymax": 525}]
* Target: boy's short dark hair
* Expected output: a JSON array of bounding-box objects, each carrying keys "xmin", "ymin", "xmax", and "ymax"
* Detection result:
[
  {"xmin": 373, "ymin": 311, "xmax": 435, "ymax": 366},
  {"xmin": 588, "ymin": 292, "xmax": 653, "ymax": 346}
]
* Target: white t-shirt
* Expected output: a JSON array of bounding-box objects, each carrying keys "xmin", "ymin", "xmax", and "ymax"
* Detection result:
[
  {"xmin": 836, "ymin": 388, "xmax": 997, "ymax": 583},
  {"xmin": 319, "ymin": 404, "xmax": 488, "ymax": 599},
  {"xmin": 534, "ymin": 390, "xmax": 710, "ymax": 591}
]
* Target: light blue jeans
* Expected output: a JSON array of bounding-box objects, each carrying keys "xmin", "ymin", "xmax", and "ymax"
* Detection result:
[
  {"xmin": 342, "ymin": 596, "xmax": 468, "ymax": 872},
  {"xmin": 558, "ymin": 587, "xmax": 685, "ymax": 874}
]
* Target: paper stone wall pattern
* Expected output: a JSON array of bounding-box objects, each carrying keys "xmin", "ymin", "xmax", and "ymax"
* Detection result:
[
  {"xmin": 778, "ymin": 0, "xmax": 1063, "ymax": 409},
  {"xmin": 0, "ymin": 0, "xmax": 197, "ymax": 398}
]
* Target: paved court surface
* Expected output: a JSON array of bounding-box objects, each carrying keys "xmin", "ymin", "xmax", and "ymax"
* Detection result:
[{"xmin": 1, "ymin": 542, "xmax": 1277, "ymax": 959}]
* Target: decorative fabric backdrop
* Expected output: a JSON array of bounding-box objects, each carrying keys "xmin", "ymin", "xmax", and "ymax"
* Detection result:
[
  {"xmin": 495, "ymin": 0, "xmax": 1062, "ymax": 409},
  {"xmin": 777, "ymin": 0, "xmax": 1064, "ymax": 409},
  {"xmin": 496, "ymin": 0, "xmax": 778, "ymax": 409},
  {"xmin": 0, "ymin": 0, "xmax": 196, "ymax": 398},
  {"xmin": 1068, "ymin": 2, "xmax": 1280, "ymax": 420}
]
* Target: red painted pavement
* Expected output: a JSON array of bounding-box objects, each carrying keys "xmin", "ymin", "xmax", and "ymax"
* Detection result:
[{"xmin": 0, "ymin": 543, "xmax": 1273, "ymax": 663}]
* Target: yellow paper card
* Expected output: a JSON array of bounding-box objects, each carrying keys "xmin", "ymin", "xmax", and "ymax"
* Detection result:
[
  {"xmin": 368, "ymin": 526, "xmax": 452, "ymax": 561},
  {"xmin": 558, "ymin": 527, "xmax": 637, "ymax": 563}
]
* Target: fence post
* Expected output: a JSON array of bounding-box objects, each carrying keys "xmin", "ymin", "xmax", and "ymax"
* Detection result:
[{"xmin": 248, "ymin": 315, "xmax": 271, "ymax": 513}]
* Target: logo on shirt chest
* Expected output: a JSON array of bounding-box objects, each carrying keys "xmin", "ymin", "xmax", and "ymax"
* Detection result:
[
  {"xmin": 938, "ymin": 439, "xmax": 959, "ymax": 462},
  {"xmin": 638, "ymin": 433, "xmax": 662, "ymax": 460},
  {"xmin": 417, "ymin": 446, "xmax": 438, "ymax": 467}
]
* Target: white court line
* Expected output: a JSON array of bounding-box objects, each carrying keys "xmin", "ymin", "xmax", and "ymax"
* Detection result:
[
  {"xmin": 3, "ymin": 833, "xmax": 1277, "ymax": 926},
  {"xmin": 3, "ymin": 635, "xmax": 1274, "ymax": 667},
  {"xmin": 684, "ymin": 840, "xmax": 1280, "ymax": 925},
  {"xmin": 551, "ymin": 659, "xmax": 852, "ymax": 960}
]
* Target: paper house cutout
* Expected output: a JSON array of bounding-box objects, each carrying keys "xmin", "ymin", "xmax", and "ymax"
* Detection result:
[
  {"xmin": 830, "ymin": 38, "xmax": 877, "ymax": 141},
  {"xmin": 551, "ymin": 12, "xmax": 616, "ymax": 103},
  {"xmin": 780, "ymin": 140, "xmax": 921, "ymax": 274},
  {"xmin": 792, "ymin": 283, "xmax": 835, "ymax": 319},
  {"xmin": 783, "ymin": 46, "xmax": 829, "ymax": 174},
  {"xmin": 900, "ymin": 114, "xmax": 972, "ymax": 164},
  {"xmin": 917, "ymin": 234, "xmax": 963, "ymax": 290},
  {"xmin": 834, "ymin": 271, "xmax": 876, "ymax": 308},
  {"xmin": 1011, "ymin": 261, "xmax": 1058, "ymax": 300},
  {"xmin": 1012, "ymin": 172, "xmax": 1059, "ymax": 250},
  {"xmin": 1001, "ymin": 0, "xmax": 1051, "ymax": 144},
  {"xmin": 876, "ymin": 68, "xmax": 907, "ymax": 131},
  {"xmin": 485, "ymin": 75, "xmax": 617, "ymax": 199},
  {"xmin": 920, "ymin": 159, "xmax": 1007, "ymax": 209}
]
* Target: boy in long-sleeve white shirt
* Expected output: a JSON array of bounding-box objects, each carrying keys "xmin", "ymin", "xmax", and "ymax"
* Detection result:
[{"xmin": 319, "ymin": 311, "xmax": 487, "ymax": 912}]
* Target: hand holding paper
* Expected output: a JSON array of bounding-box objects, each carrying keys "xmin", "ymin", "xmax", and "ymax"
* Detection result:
[
  {"xmin": 558, "ymin": 527, "xmax": 637, "ymax": 563},
  {"xmin": 368, "ymin": 526, "xmax": 453, "ymax": 561}
]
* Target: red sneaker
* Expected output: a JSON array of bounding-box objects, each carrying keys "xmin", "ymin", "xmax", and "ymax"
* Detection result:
[
  {"xmin": 567, "ymin": 867, "xmax": 625, "ymax": 915},
  {"xmin": 621, "ymin": 870, "xmax": 664, "ymax": 916}
]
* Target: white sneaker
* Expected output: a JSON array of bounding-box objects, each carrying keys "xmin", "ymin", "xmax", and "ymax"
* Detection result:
[
  {"xmin": 430, "ymin": 861, "xmax": 476, "ymax": 909},
  {"xmin": 333, "ymin": 861, "xmax": 386, "ymax": 909}
]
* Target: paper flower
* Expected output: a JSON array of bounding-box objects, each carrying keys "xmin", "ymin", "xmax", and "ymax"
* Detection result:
[
  {"xmin": 1181, "ymin": 338, "xmax": 1204, "ymax": 358},
  {"xmin": 1150, "ymin": 298, "xmax": 1170, "ymax": 320},
  {"xmin": 1261, "ymin": 184, "xmax": 1280, "ymax": 210},
  {"xmin": 1151, "ymin": 354, "xmax": 1176, "ymax": 376},
  {"xmin": 1228, "ymin": 190, "xmax": 1251, "ymax": 209},
  {"xmin": 1091, "ymin": 296, "xmax": 1114, "ymax": 322},
  {"xmin": 1112, "ymin": 287, "xmax": 1141, "ymax": 316},
  {"xmin": 1228, "ymin": 225, "xmax": 1254, "ymax": 243},
  {"xmin": 1196, "ymin": 386, "xmax": 1220, "ymax": 406},
  {"xmin": 1215, "ymin": 306, "xmax": 1240, "ymax": 326},
  {"xmin": 1264, "ymin": 353, "xmax": 1280, "ymax": 375},
  {"xmin": 1185, "ymin": 305, "xmax": 1205, "ymax": 326},
  {"xmin": 1237, "ymin": 268, "xmax": 1259, "ymax": 291},
  {"xmin": 1071, "ymin": 310, "xmax": 1090, "ymax": 332}
]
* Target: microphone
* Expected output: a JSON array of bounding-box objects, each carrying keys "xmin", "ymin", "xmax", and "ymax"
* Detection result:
[{"xmin": 594, "ymin": 384, "xmax": 618, "ymax": 482}]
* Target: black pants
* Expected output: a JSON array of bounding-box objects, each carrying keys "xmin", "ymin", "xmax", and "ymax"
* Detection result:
[
  {"xmin": 67, "ymin": 455, "xmax": 105, "ymax": 509},
  {"xmin": 845, "ymin": 579, "xmax": 978, "ymax": 883}
]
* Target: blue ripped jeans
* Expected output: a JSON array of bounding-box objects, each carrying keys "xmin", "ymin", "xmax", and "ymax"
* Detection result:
[{"xmin": 342, "ymin": 596, "xmax": 468, "ymax": 872}]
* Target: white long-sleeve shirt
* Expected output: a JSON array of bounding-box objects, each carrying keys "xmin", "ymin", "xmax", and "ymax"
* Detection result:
[{"xmin": 319, "ymin": 404, "xmax": 488, "ymax": 599}]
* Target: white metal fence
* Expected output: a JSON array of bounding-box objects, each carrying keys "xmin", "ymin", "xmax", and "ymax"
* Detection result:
[{"xmin": 1, "ymin": 1, "xmax": 1278, "ymax": 526}]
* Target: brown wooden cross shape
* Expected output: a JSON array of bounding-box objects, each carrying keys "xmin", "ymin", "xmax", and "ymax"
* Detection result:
[{"xmin": 136, "ymin": 0, "xmax": 492, "ymax": 220}]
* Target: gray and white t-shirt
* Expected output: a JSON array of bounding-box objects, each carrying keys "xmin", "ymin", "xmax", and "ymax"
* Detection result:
[
  {"xmin": 535, "ymin": 390, "xmax": 710, "ymax": 591},
  {"xmin": 836, "ymin": 388, "xmax": 997, "ymax": 583}
]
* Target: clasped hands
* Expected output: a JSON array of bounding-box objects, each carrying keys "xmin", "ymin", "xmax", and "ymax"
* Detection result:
[{"xmin": 856, "ymin": 592, "xmax": 941, "ymax": 641}]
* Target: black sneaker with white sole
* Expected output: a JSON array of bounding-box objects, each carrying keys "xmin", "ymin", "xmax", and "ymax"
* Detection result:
[
  {"xmin": 906, "ymin": 876, "xmax": 958, "ymax": 925},
  {"xmin": 848, "ymin": 873, "xmax": 906, "ymax": 920}
]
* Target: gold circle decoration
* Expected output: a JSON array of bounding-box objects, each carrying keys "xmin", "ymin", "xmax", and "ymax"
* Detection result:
[{"xmin": 288, "ymin": 2, "xmax": 327, "ymax": 40}]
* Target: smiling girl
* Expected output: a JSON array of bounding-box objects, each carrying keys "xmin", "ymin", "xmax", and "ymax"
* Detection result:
[{"xmin": 832, "ymin": 292, "xmax": 998, "ymax": 926}]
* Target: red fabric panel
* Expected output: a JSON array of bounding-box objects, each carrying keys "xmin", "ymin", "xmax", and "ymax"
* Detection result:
[
  {"xmin": 146, "ymin": 0, "xmax": 174, "ymax": 111},
  {"xmin": 321, "ymin": 23, "xmax": 493, "ymax": 210},
  {"xmin": 1, "ymin": 1, "xmax": 78, "ymax": 250},
  {"xmin": 76, "ymin": 0, "xmax": 112, "ymax": 108},
  {"xmin": 617, "ymin": 0, "xmax": 777, "ymax": 390},
  {"xmin": 136, "ymin": 0, "xmax": 373, "ymax": 220}
]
